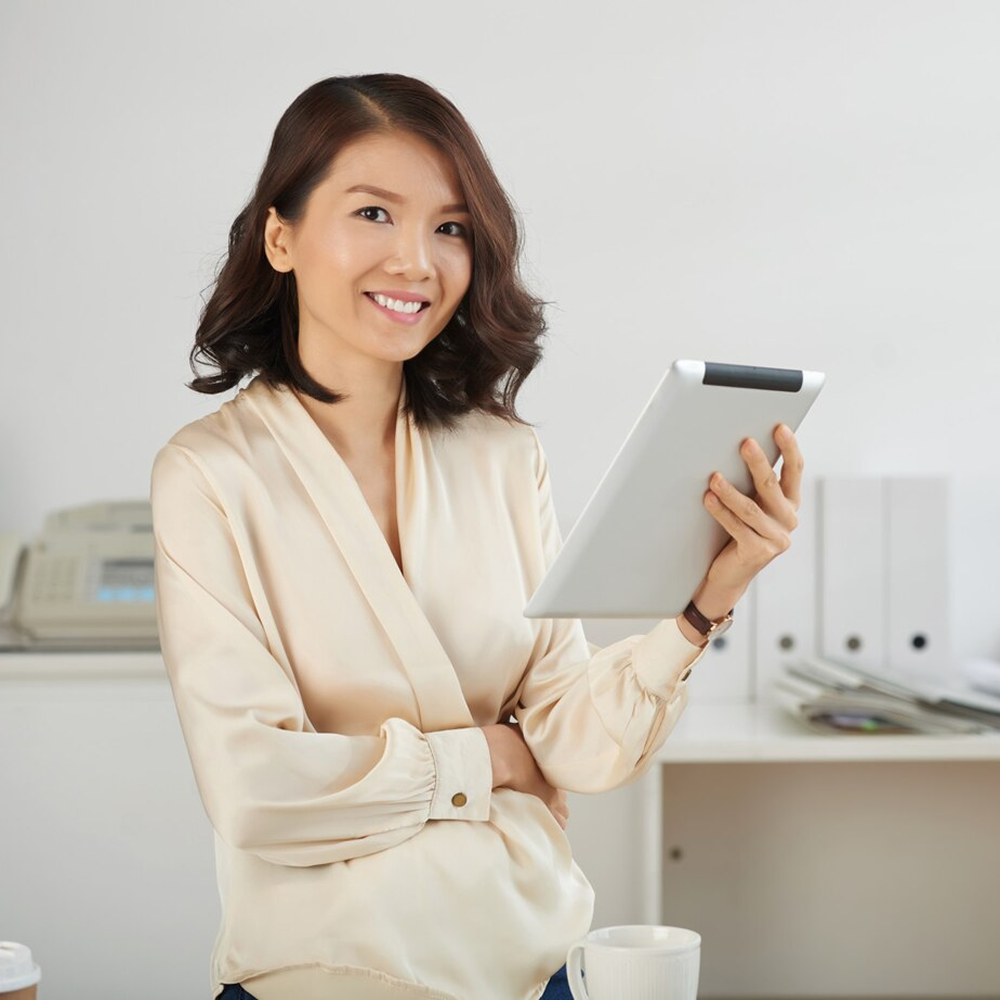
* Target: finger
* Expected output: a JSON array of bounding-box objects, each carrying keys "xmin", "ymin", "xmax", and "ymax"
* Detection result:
[
  {"xmin": 774, "ymin": 424, "xmax": 804, "ymax": 510},
  {"xmin": 739, "ymin": 438, "xmax": 798, "ymax": 531},
  {"xmin": 705, "ymin": 490, "xmax": 791, "ymax": 566},
  {"xmin": 704, "ymin": 488, "xmax": 756, "ymax": 544},
  {"xmin": 709, "ymin": 474, "xmax": 785, "ymax": 543},
  {"xmin": 546, "ymin": 797, "xmax": 566, "ymax": 820}
]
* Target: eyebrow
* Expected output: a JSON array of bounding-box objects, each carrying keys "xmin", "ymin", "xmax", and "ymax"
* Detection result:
[{"xmin": 345, "ymin": 184, "xmax": 470, "ymax": 215}]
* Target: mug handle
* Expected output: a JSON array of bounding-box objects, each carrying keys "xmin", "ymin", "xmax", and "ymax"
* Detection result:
[{"xmin": 566, "ymin": 942, "xmax": 588, "ymax": 999}]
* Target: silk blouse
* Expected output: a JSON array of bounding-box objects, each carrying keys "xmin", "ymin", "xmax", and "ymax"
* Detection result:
[{"xmin": 149, "ymin": 374, "xmax": 707, "ymax": 1000}]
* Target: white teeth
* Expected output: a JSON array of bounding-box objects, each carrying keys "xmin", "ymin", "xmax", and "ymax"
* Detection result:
[{"xmin": 371, "ymin": 293, "xmax": 424, "ymax": 314}]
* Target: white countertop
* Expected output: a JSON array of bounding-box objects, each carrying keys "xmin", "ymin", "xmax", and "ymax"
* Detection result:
[
  {"xmin": 4, "ymin": 649, "xmax": 1000, "ymax": 763},
  {"xmin": 658, "ymin": 694, "xmax": 1000, "ymax": 762}
]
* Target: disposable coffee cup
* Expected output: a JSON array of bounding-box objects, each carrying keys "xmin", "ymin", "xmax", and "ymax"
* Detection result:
[
  {"xmin": 0, "ymin": 942, "xmax": 41, "ymax": 999},
  {"xmin": 566, "ymin": 924, "xmax": 700, "ymax": 1000}
]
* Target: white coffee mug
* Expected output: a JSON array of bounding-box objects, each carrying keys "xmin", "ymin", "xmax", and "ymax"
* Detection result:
[{"xmin": 566, "ymin": 925, "xmax": 700, "ymax": 1000}]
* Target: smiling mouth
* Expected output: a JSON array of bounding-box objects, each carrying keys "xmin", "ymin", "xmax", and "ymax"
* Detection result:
[{"xmin": 364, "ymin": 292, "xmax": 431, "ymax": 312}]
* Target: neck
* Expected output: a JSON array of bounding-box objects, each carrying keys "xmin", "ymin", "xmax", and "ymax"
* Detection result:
[{"xmin": 295, "ymin": 362, "xmax": 404, "ymax": 461}]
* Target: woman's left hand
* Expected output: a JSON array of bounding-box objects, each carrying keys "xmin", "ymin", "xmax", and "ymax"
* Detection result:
[{"xmin": 692, "ymin": 423, "xmax": 804, "ymax": 618}]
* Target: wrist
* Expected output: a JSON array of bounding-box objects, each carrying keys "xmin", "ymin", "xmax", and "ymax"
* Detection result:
[
  {"xmin": 691, "ymin": 578, "xmax": 744, "ymax": 622},
  {"xmin": 481, "ymin": 724, "xmax": 512, "ymax": 789},
  {"xmin": 675, "ymin": 612, "xmax": 708, "ymax": 648}
]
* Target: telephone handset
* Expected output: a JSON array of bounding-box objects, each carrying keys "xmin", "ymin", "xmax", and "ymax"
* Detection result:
[{"xmin": 0, "ymin": 500, "xmax": 160, "ymax": 651}]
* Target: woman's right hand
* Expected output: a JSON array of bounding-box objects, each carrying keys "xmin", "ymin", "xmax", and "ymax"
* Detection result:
[{"xmin": 481, "ymin": 722, "xmax": 569, "ymax": 830}]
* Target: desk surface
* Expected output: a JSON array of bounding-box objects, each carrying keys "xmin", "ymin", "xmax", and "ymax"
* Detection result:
[
  {"xmin": 0, "ymin": 649, "xmax": 163, "ymax": 678},
  {"xmin": 4, "ymin": 650, "xmax": 1000, "ymax": 764},
  {"xmin": 658, "ymin": 694, "xmax": 1000, "ymax": 762}
]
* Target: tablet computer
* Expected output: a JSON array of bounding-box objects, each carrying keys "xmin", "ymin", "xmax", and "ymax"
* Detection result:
[{"xmin": 523, "ymin": 359, "xmax": 826, "ymax": 619}]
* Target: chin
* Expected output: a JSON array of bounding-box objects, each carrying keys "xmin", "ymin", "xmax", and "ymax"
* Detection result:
[{"xmin": 374, "ymin": 332, "xmax": 439, "ymax": 361}]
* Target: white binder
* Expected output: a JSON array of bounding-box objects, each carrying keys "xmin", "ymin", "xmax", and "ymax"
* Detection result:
[
  {"xmin": 753, "ymin": 478, "xmax": 818, "ymax": 701},
  {"xmin": 818, "ymin": 477, "xmax": 885, "ymax": 672},
  {"xmin": 885, "ymin": 477, "xmax": 950, "ymax": 678}
]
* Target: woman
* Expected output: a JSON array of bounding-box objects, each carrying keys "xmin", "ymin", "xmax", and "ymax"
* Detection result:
[{"xmin": 150, "ymin": 73, "xmax": 803, "ymax": 1000}]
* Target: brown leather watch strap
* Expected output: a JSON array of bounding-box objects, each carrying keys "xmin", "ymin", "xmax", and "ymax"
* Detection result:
[{"xmin": 683, "ymin": 600, "xmax": 733, "ymax": 636}]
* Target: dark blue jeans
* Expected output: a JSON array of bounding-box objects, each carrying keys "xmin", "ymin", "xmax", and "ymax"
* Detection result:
[{"xmin": 219, "ymin": 962, "xmax": 572, "ymax": 998}]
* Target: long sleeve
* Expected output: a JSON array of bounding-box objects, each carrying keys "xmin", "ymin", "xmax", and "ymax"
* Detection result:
[
  {"xmin": 512, "ymin": 429, "xmax": 708, "ymax": 794},
  {"xmin": 150, "ymin": 443, "xmax": 492, "ymax": 869}
]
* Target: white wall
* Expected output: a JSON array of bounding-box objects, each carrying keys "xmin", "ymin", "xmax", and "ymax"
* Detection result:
[
  {"xmin": 1, "ymin": 0, "xmax": 998, "ymax": 662},
  {"xmin": 2, "ymin": 1, "xmax": 999, "ymax": 995}
]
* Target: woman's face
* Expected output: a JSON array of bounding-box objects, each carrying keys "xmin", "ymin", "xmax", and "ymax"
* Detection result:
[{"xmin": 264, "ymin": 131, "xmax": 474, "ymax": 370}]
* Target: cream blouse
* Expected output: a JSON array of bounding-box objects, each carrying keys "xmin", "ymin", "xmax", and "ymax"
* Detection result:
[{"xmin": 149, "ymin": 374, "xmax": 707, "ymax": 1000}]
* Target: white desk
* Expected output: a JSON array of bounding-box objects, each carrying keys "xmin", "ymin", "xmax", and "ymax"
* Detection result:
[
  {"xmin": 656, "ymin": 696, "xmax": 1000, "ymax": 764},
  {"xmin": 0, "ymin": 651, "xmax": 215, "ymax": 1000},
  {"xmin": 0, "ymin": 649, "xmax": 163, "ymax": 679},
  {"xmin": 644, "ymin": 697, "xmax": 1000, "ymax": 996},
  {"xmin": 5, "ymin": 654, "xmax": 999, "ymax": 997}
]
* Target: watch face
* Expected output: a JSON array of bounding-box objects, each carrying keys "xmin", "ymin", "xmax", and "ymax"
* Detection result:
[{"xmin": 710, "ymin": 616, "xmax": 734, "ymax": 640}]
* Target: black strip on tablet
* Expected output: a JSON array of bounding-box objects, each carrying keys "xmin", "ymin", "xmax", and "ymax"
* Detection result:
[{"xmin": 703, "ymin": 362, "xmax": 804, "ymax": 392}]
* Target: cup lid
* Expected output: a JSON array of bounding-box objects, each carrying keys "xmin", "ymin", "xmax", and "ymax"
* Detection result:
[{"xmin": 0, "ymin": 942, "xmax": 42, "ymax": 990}]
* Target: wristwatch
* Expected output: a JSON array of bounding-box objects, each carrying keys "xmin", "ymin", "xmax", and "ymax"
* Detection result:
[{"xmin": 682, "ymin": 600, "xmax": 734, "ymax": 643}]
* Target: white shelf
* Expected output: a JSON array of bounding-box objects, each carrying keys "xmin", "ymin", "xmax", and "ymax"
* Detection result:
[
  {"xmin": 0, "ymin": 649, "xmax": 164, "ymax": 679},
  {"xmin": 4, "ymin": 651, "xmax": 1000, "ymax": 763},
  {"xmin": 656, "ymin": 695, "xmax": 1000, "ymax": 762}
]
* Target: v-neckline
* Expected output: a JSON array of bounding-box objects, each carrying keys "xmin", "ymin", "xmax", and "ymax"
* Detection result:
[
  {"xmin": 290, "ymin": 381, "xmax": 410, "ymax": 589},
  {"xmin": 240, "ymin": 374, "xmax": 476, "ymax": 730},
  {"xmin": 354, "ymin": 450, "xmax": 405, "ymax": 579}
]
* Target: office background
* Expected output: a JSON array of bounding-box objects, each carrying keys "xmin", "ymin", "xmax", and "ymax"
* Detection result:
[
  {"xmin": 2, "ymin": 0, "xmax": 997, "ymax": 662},
  {"xmin": 2, "ymin": 2, "xmax": 999, "ymax": 997}
]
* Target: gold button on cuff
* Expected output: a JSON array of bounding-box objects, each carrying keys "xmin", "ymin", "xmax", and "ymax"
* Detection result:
[
  {"xmin": 679, "ymin": 667, "xmax": 692, "ymax": 682},
  {"xmin": 451, "ymin": 792, "xmax": 467, "ymax": 807}
]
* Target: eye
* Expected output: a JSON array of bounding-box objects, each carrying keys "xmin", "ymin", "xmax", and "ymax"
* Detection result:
[
  {"xmin": 355, "ymin": 206, "xmax": 468, "ymax": 238},
  {"xmin": 356, "ymin": 206, "xmax": 389, "ymax": 223}
]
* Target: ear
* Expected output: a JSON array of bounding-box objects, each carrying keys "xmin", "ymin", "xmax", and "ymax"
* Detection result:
[{"xmin": 263, "ymin": 206, "xmax": 294, "ymax": 273}]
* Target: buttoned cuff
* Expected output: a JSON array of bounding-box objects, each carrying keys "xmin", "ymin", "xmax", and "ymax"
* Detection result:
[
  {"xmin": 424, "ymin": 726, "xmax": 493, "ymax": 821},
  {"xmin": 632, "ymin": 617, "xmax": 709, "ymax": 703}
]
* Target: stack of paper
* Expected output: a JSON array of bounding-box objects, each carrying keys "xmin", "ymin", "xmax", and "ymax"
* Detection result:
[
  {"xmin": 963, "ymin": 657, "xmax": 1000, "ymax": 698},
  {"xmin": 774, "ymin": 656, "xmax": 1000, "ymax": 735}
]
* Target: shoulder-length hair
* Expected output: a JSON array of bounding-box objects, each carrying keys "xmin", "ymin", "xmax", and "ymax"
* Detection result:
[{"xmin": 187, "ymin": 73, "xmax": 551, "ymax": 431}]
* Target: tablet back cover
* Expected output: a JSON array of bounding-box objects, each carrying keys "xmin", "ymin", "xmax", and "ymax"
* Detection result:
[{"xmin": 524, "ymin": 360, "xmax": 824, "ymax": 619}]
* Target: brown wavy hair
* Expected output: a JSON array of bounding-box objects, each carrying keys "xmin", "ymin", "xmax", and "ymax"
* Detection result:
[{"xmin": 187, "ymin": 73, "xmax": 551, "ymax": 431}]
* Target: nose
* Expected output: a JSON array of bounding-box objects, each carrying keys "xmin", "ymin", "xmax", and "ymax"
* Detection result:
[{"xmin": 384, "ymin": 224, "xmax": 436, "ymax": 281}]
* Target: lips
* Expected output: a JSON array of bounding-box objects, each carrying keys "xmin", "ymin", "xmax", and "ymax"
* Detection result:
[
  {"xmin": 363, "ymin": 292, "xmax": 430, "ymax": 325},
  {"xmin": 363, "ymin": 293, "xmax": 430, "ymax": 312},
  {"xmin": 364, "ymin": 292, "xmax": 430, "ymax": 309}
]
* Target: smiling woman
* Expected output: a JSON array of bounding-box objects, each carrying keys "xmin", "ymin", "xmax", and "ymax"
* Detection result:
[
  {"xmin": 259, "ymin": 127, "xmax": 477, "ymax": 443},
  {"xmin": 153, "ymin": 72, "xmax": 704, "ymax": 1000},
  {"xmin": 187, "ymin": 73, "xmax": 550, "ymax": 435}
]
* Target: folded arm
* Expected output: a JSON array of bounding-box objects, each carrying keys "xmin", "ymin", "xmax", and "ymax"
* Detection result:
[{"xmin": 151, "ymin": 443, "xmax": 493, "ymax": 867}]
